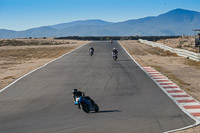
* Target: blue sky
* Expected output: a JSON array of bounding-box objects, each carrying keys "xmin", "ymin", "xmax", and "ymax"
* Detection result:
[{"xmin": 0, "ymin": 0, "xmax": 199, "ymax": 31}]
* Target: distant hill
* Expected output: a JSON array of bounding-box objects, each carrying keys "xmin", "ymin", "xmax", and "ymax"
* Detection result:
[
  {"xmin": 0, "ymin": 9, "xmax": 200, "ymax": 38},
  {"xmin": 50, "ymin": 19, "xmax": 113, "ymax": 30}
]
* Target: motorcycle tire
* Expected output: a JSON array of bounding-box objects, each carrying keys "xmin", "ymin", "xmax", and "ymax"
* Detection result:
[
  {"xmin": 94, "ymin": 104, "xmax": 99, "ymax": 112},
  {"xmin": 81, "ymin": 102, "xmax": 90, "ymax": 113},
  {"xmin": 113, "ymin": 56, "xmax": 117, "ymax": 61}
]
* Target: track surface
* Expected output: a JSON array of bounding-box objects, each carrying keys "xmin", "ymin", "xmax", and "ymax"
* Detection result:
[{"xmin": 0, "ymin": 41, "xmax": 195, "ymax": 133}]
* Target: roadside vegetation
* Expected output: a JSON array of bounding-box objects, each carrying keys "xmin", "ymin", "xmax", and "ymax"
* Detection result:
[
  {"xmin": 156, "ymin": 36, "xmax": 199, "ymax": 53},
  {"xmin": 0, "ymin": 38, "xmax": 87, "ymax": 89},
  {"xmin": 0, "ymin": 38, "xmax": 73, "ymax": 46}
]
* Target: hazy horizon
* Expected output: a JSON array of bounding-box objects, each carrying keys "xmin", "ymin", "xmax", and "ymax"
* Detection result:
[{"xmin": 0, "ymin": 0, "xmax": 199, "ymax": 31}]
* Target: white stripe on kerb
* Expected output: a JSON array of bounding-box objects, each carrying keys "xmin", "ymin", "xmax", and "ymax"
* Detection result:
[
  {"xmin": 187, "ymin": 109, "xmax": 200, "ymax": 113},
  {"xmin": 164, "ymin": 88, "xmax": 181, "ymax": 91},
  {"xmin": 169, "ymin": 93, "xmax": 187, "ymax": 95},
  {"xmin": 174, "ymin": 97, "xmax": 194, "ymax": 100},
  {"xmin": 180, "ymin": 102, "xmax": 200, "ymax": 106}
]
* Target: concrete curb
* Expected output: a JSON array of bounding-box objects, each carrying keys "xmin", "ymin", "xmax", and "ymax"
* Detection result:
[{"xmin": 118, "ymin": 41, "xmax": 200, "ymax": 133}]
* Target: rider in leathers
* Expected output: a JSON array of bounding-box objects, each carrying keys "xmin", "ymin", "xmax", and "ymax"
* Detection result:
[
  {"xmin": 72, "ymin": 89, "xmax": 95, "ymax": 109},
  {"xmin": 112, "ymin": 48, "xmax": 118, "ymax": 59},
  {"xmin": 88, "ymin": 47, "xmax": 94, "ymax": 54}
]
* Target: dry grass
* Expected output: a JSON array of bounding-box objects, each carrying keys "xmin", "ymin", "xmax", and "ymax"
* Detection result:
[
  {"xmin": 157, "ymin": 36, "xmax": 198, "ymax": 53},
  {"xmin": 0, "ymin": 46, "xmax": 76, "ymax": 60},
  {"xmin": 146, "ymin": 47, "xmax": 178, "ymax": 57},
  {"xmin": 151, "ymin": 65, "xmax": 191, "ymax": 92},
  {"xmin": 0, "ymin": 40, "xmax": 56, "ymax": 46},
  {"xmin": 0, "ymin": 39, "xmax": 88, "ymax": 89},
  {"xmin": 0, "ymin": 46, "xmax": 76, "ymax": 72},
  {"xmin": 0, "ymin": 38, "xmax": 76, "ymax": 46},
  {"xmin": 3, "ymin": 76, "xmax": 15, "ymax": 80},
  {"xmin": 184, "ymin": 59, "xmax": 200, "ymax": 69}
]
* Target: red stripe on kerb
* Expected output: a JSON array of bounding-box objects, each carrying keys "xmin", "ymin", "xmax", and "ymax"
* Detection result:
[
  {"xmin": 163, "ymin": 86, "xmax": 179, "ymax": 89},
  {"xmin": 145, "ymin": 70, "xmax": 156, "ymax": 71},
  {"xmin": 149, "ymin": 73, "xmax": 160, "ymax": 74},
  {"xmin": 160, "ymin": 83, "xmax": 174, "ymax": 85},
  {"xmin": 153, "ymin": 77, "xmax": 167, "ymax": 79},
  {"xmin": 156, "ymin": 80, "xmax": 170, "ymax": 82},
  {"xmin": 172, "ymin": 95, "xmax": 190, "ymax": 98},
  {"xmin": 167, "ymin": 90, "xmax": 184, "ymax": 93},
  {"xmin": 150, "ymin": 75, "xmax": 163, "ymax": 77},
  {"xmin": 143, "ymin": 67, "xmax": 153, "ymax": 70},
  {"xmin": 177, "ymin": 99, "xmax": 196, "ymax": 103},
  {"xmin": 192, "ymin": 113, "xmax": 200, "ymax": 117},
  {"xmin": 184, "ymin": 105, "xmax": 200, "ymax": 109}
]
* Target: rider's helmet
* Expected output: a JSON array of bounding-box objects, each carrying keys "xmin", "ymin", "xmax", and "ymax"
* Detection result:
[
  {"xmin": 73, "ymin": 89, "xmax": 78, "ymax": 93},
  {"xmin": 113, "ymin": 48, "xmax": 116, "ymax": 50},
  {"xmin": 90, "ymin": 47, "xmax": 93, "ymax": 49}
]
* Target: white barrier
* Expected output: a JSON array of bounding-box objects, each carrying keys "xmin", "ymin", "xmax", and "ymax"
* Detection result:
[{"xmin": 139, "ymin": 39, "xmax": 200, "ymax": 61}]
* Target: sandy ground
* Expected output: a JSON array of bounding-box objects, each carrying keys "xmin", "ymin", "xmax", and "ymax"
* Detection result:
[
  {"xmin": 120, "ymin": 40, "xmax": 200, "ymax": 133},
  {"xmin": 156, "ymin": 36, "xmax": 199, "ymax": 53},
  {"xmin": 0, "ymin": 39, "xmax": 88, "ymax": 89}
]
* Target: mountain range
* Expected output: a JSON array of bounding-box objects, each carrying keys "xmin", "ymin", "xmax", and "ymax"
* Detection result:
[{"xmin": 0, "ymin": 8, "xmax": 200, "ymax": 38}]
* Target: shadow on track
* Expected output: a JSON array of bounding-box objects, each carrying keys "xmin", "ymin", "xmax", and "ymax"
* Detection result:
[{"xmin": 92, "ymin": 110, "xmax": 121, "ymax": 113}]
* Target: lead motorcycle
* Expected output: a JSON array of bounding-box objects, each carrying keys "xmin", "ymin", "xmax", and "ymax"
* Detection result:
[
  {"xmin": 112, "ymin": 52, "xmax": 118, "ymax": 61},
  {"xmin": 89, "ymin": 48, "xmax": 94, "ymax": 56},
  {"xmin": 89, "ymin": 50, "xmax": 94, "ymax": 56},
  {"xmin": 73, "ymin": 93, "xmax": 99, "ymax": 113}
]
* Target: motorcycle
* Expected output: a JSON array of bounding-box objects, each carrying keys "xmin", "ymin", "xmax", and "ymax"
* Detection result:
[
  {"xmin": 110, "ymin": 40, "xmax": 113, "ymax": 45},
  {"xmin": 112, "ymin": 53, "xmax": 118, "ymax": 61},
  {"xmin": 89, "ymin": 49, "xmax": 94, "ymax": 56},
  {"xmin": 74, "ymin": 93, "xmax": 99, "ymax": 113}
]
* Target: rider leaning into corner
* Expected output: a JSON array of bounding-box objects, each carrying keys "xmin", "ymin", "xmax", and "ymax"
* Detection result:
[
  {"xmin": 72, "ymin": 89, "xmax": 82, "ymax": 108},
  {"xmin": 72, "ymin": 89, "xmax": 95, "ymax": 109}
]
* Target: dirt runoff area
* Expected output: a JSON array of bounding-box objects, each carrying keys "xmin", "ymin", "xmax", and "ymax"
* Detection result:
[
  {"xmin": 120, "ymin": 40, "xmax": 200, "ymax": 133},
  {"xmin": 156, "ymin": 36, "xmax": 198, "ymax": 53},
  {"xmin": 0, "ymin": 39, "xmax": 88, "ymax": 89}
]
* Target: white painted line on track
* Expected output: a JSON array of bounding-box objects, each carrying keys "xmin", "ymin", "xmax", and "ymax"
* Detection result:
[
  {"xmin": 118, "ymin": 41, "xmax": 143, "ymax": 68},
  {"xmin": 0, "ymin": 42, "xmax": 91, "ymax": 93},
  {"xmin": 118, "ymin": 41, "xmax": 200, "ymax": 133}
]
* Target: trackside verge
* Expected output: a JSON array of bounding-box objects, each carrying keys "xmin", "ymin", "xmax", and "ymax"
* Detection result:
[
  {"xmin": 0, "ymin": 42, "xmax": 91, "ymax": 93},
  {"xmin": 118, "ymin": 41, "xmax": 200, "ymax": 133}
]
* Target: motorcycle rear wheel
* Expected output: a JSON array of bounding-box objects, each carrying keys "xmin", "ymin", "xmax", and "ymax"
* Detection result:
[
  {"xmin": 94, "ymin": 104, "xmax": 99, "ymax": 112},
  {"xmin": 81, "ymin": 102, "xmax": 90, "ymax": 113}
]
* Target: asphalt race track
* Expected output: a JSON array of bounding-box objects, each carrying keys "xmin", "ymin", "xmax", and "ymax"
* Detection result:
[{"xmin": 0, "ymin": 41, "xmax": 195, "ymax": 133}]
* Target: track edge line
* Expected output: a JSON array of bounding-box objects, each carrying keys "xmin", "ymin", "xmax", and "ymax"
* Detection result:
[
  {"xmin": 118, "ymin": 41, "xmax": 200, "ymax": 133},
  {"xmin": 0, "ymin": 41, "xmax": 91, "ymax": 93}
]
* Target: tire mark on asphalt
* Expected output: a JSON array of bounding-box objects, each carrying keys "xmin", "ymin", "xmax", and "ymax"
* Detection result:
[{"xmin": 103, "ymin": 73, "xmax": 114, "ymax": 95}]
